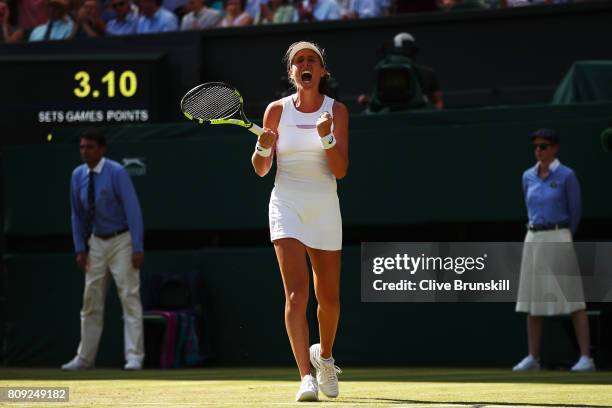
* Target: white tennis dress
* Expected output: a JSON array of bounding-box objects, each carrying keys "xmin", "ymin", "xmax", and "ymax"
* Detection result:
[{"xmin": 268, "ymin": 94, "xmax": 342, "ymax": 250}]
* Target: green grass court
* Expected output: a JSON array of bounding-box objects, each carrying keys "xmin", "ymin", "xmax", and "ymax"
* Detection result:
[{"xmin": 1, "ymin": 368, "xmax": 611, "ymax": 407}]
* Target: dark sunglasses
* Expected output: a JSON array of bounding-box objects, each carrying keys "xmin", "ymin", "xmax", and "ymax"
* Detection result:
[
  {"xmin": 533, "ymin": 143, "xmax": 551, "ymax": 151},
  {"xmin": 112, "ymin": 1, "xmax": 126, "ymax": 8}
]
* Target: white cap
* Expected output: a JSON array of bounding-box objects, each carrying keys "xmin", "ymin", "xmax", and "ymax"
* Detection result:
[
  {"xmin": 393, "ymin": 32, "xmax": 415, "ymax": 48},
  {"xmin": 286, "ymin": 41, "xmax": 325, "ymax": 66}
]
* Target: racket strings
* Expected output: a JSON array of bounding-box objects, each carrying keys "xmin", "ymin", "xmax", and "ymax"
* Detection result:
[{"xmin": 183, "ymin": 84, "xmax": 242, "ymax": 121}]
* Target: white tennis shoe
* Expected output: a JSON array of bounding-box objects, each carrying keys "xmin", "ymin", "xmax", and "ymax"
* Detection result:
[
  {"xmin": 571, "ymin": 356, "xmax": 596, "ymax": 372},
  {"xmin": 512, "ymin": 355, "xmax": 541, "ymax": 371},
  {"xmin": 295, "ymin": 374, "xmax": 318, "ymax": 402},
  {"xmin": 309, "ymin": 343, "xmax": 342, "ymax": 398},
  {"xmin": 61, "ymin": 356, "xmax": 93, "ymax": 371},
  {"xmin": 124, "ymin": 360, "xmax": 142, "ymax": 370}
]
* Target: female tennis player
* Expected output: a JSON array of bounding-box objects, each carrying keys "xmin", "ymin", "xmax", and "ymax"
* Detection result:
[{"xmin": 252, "ymin": 41, "xmax": 348, "ymax": 402}]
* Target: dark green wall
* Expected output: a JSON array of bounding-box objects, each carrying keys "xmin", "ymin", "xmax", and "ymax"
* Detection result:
[
  {"xmin": 4, "ymin": 103, "xmax": 612, "ymax": 236},
  {"xmin": 6, "ymin": 247, "xmax": 551, "ymax": 367},
  {"xmin": 3, "ymin": 103, "xmax": 610, "ymax": 367}
]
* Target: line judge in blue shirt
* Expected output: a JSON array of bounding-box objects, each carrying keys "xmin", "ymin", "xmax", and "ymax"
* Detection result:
[
  {"xmin": 513, "ymin": 128, "xmax": 594, "ymax": 373},
  {"xmin": 62, "ymin": 129, "xmax": 145, "ymax": 371}
]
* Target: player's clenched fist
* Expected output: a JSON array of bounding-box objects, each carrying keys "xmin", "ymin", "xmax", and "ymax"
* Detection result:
[
  {"xmin": 316, "ymin": 111, "xmax": 332, "ymax": 137},
  {"xmin": 258, "ymin": 128, "xmax": 278, "ymax": 149}
]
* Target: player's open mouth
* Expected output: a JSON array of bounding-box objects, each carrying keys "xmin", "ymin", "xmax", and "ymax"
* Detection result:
[{"xmin": 301, "ymin": 71, "xmax": 313, "ymax": 83}]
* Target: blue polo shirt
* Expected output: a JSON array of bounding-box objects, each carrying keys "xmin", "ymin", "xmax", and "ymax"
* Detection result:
[
  {"xmin": 106, "ymin": 11, "xmax": 139, "ymax": 36},
  {"xmin": 71, "ymin": 158, "xmax": 144, "ymax": 253},
  {"xmin": 136, "ymin": 7, "xmax": 179, "ymax": 34},
  {"xmin": 522, "ymin": 159, "xmax": 581, "ymax": 235},
  {"xmin": 348, "ymin": 0, "xmax": 382, "ymax": 18},
  {"xmin": 305, "ymin": 0, "xmax": 340, "ymax": 21}
]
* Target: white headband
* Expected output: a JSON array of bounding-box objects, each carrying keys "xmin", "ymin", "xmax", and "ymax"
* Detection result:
[{"xmin": 287, "ymin": 41, "xmax": 325, "ymax": 66}]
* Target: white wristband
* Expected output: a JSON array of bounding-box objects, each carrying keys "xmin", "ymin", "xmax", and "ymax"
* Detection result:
[
  {"xmin": 255, "ymin": 142, "xmax": 272, "ymax": 157},
  {"xmin": 320, "ymin": 133, "xmax": 336, "ymax": 150}
]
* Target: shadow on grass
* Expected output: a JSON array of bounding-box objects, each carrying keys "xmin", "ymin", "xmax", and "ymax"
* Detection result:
[
  {"xmin": 0, "ymin": 367, "xmax": 611, "ymax": 386},
  {"xmin": 342, "ymin": 397, "xmax": 612, "ymax": 407}
]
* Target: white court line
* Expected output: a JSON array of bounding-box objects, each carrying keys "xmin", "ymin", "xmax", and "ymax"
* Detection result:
[{"xmin": 2, "ymin": 402, "xmax": 585, "ymax": 408}]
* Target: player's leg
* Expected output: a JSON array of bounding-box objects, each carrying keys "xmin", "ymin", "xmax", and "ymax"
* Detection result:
[
  {"xmin": 108, "ymin": 232, "xmax": 144, "ymax": 369},
  {"xmin": 307, "ymin": 248, "xmax": 341, "ymax": 358},
  {"xmin": 273, "ymin": 238, "xmax": 318, "ymax": 401},
  {"xmin": 274, "ymin": 238, "xmax": 311, "ymax": 375},
  {"xmin": 307, "ymin": 247, "xmax": 341, "ymax": 398}
]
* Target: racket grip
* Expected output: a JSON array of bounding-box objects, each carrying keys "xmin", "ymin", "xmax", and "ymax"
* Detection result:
[{"xmin": 248, "ymin": 123, "xmax": 264, "ymax": 137}]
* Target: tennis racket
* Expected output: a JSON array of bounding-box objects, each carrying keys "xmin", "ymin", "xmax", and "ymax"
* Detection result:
[{"xmin": 180, "ymin": 82, "xmax": 264, "ymax": 137}]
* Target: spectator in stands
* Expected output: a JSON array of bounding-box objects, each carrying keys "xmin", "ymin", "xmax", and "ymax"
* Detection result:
[
  {"xmin": 162, "ymin": 0, "xmax": 188, "ymax": 15},
  {"xmin": 29, "ymin": 0, "xmax": 74, "ymax": 41},
  {"xmin": 0, "ymin": 0, "xmax": 25, "ymax": 43},
  {"xmin": 136, "ymin": 0, "xmax": 178, "ymax": 33},
  {"xmin": 73, "ymin": 0, "xmax": 106, "ymax": 37},
  {"xmin": 358, "ymin": 32, "xmax": 444, "ymax": 112},
  {"xmin": 296, "ymin": 0, "xmax": 341, "ymax": 21},
  {"xmin": 341, "ymin": 0, "xmax": 384, "ymax": 19},
  {"xmin": 437, "ymin": 0, "xmax": 488, "ymax": 10},
  {"xmin": 100, "ymin": 0, "xmax": 117, "ymax": 22},
  {"xmin": 378, "ymin": 0, "xmax": 393, "ymax": 16},
  {"xmin": 504, "ymin": 0, "xmax": 556, "ymax": 7},
  {"xmin": 245, "ymin": 0, "xmax": 270, "ymax": 23},
  {"xmin": 180, "ymin": 0, "xmax": 221, "ymax": 30},
  {"xmin": 106, "ymin": 0, "xmax": 138, "ymax": 35},
  {"xmin": 218, "ymin": 0, "xmax": 252, "ymax": 26},
  {"xmin": 18, "ymin": 0, "xmax": 48, "ymax": 31},
  {"xmin": 436, "ymin": 0, "xmax": 455, "ymax": 9},
  {"xmin": 62, "ymin": 129, "xmax": 145, "ymax": 371},
  {"xmin": 513, "ymin": 128, "xmax": 595, "ymax": 373},
  {"xmin": 69, "ymin": 0, "xmax": 81, "ymax": 20},
  {"xmin": 336, "ymin": 0, "xmax": 349, "ymax": 16},
  {"xmin": 260, "ymin": 0, "xmax": 295, "ymax": 23}
]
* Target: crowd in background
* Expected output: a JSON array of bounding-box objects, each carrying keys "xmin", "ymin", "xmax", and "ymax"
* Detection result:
[{"xmin": 0, "ymin": 0, "xmax": 598, "ymax": 43}]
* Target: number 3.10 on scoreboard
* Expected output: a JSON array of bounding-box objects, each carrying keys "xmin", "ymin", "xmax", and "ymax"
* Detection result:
[{"xmin": 73, "ymin": 70, "xmax": 138, "ymax": 98}]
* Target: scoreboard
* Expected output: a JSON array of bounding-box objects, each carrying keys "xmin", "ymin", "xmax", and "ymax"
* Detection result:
[{"xmin": 0, "ymin": 53, "xmax": 166, "ymax": 131}]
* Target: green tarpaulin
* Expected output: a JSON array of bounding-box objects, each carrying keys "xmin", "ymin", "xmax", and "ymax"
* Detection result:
[{"xmin": 552, "ymin": 61, "xmax": 612, "ymax": 104}]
